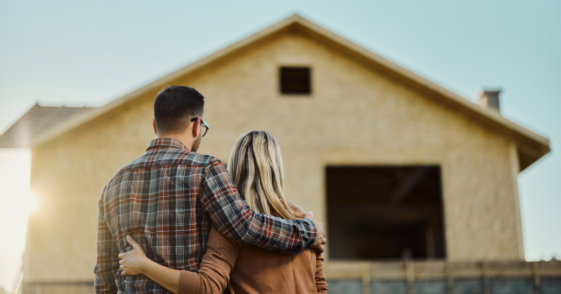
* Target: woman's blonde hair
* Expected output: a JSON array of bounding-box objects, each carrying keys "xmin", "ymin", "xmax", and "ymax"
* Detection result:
[{"xmin": 227, "ymin": 131, "xmax": 298, "ymax": 220}]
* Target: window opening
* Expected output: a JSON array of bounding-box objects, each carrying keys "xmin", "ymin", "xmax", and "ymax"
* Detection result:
[{"xmin": 280, "ymin": 67, "xmax": 311, "ymax": 95}]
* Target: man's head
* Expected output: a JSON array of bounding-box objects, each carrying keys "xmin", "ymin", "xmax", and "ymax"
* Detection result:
[{"xmin": 153, "ymin": 86, "xmax": 206, "ymax": 151}]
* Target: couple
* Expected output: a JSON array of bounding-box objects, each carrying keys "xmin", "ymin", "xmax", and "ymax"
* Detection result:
[{"xmin": 94, "ymin": 86, "xmax": 328, "ymax": 294}]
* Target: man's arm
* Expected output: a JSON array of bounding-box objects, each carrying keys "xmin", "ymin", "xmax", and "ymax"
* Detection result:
[
  {"xmin": 94, "ymin": 198, "xmax": 120, "ymax": 294},
  {"xmin": 199, "ymin": 158, "xmax": 323, "ymax": 254}
]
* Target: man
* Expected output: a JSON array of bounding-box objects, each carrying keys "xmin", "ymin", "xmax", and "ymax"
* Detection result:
[{"xmin": 94, "ymin": 86, "xmax": 326, "ymax": 293}]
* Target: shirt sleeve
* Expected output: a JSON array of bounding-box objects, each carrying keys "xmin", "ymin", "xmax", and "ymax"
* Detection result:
[
  {"xmin": 199, "ymin": 158, "xmax": 317, "ymax": 254},
  {"xmin": 315, "ymin": 253, "xmax": 328, "ymax": 294},
  {"xmin": 178, "ymin": 227, "xmax": 239, "ymax": 294},
  {"xmin": 94, "ymin": 198, "xmax": 120, "ymax": 294}
]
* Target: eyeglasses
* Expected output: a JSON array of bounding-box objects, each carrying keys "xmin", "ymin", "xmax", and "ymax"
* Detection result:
[{"xmin": 190, "ymin": 117, "xmax": 210, "ymax": 137}]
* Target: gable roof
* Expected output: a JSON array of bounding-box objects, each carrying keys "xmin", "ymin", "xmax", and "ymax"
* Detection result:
[
  {"xmin": 29, "ymin": 15, "xmax": 549, "ymax": 171},
  {"xmin": 0, "ymin": 104, "xmax": 95, "ymax": 148}
]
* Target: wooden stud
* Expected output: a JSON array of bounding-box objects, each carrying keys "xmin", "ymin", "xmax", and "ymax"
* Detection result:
[
  {"xmin": 533, "ymin": 261, "xmax": 541, "ymax": 292},
  {"xmin": 446, "ymin": 261, "xmax": 454, "ymax": 293},
  {"xmin": 361, "ymin": 261, "xmax": 371, "ymax": 294},
  {"xmin": 482, "ymin": 260, "xmax": 490, "ymax": 294},
  {"xmin": 405, "ymin": 259, "xmax": 415, "ymax": 294}
]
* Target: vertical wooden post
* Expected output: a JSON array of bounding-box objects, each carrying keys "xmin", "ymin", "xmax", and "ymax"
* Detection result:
[
  {"xmin": 446, "ymin": 261, "xmax": 454, "ymax": 293},
  {"xmin": 361, "ymin": 261, "xmax": 371, "ymax": 294},
  {"xmin": 426, "ymin": 227, "xmax": 435, "ymax": 260},
  {"xmin": 482, "ymin": 260, "xmax": 490, "ymax": 294},
  {"xmin": 533, "ymin": 261, "xmax": 541, "ymax": 292},
  {"xmin": 405, "ymin": 259, "xmax": 415, "ymax": 294}
]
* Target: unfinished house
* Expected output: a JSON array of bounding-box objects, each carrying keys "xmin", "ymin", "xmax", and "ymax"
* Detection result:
[{"xmin": 1, "ymin": 15, "xmax": 559, "ymax": 294}]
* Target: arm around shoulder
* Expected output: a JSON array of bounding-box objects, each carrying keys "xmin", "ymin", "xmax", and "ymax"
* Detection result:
[{"xmin": 199, "ymin": 158, "xmax": 317, "ymax": 254}]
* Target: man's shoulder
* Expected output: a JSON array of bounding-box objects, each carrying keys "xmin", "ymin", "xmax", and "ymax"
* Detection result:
[
  {"xmin": 102, "ymin": 150, "xmax": 224, "ymax": 195},
  {"xmin": 109, "ymin": 151, "xmax": 221, "ymax": 181},
  {"xmin": 108, "ymin": 153, "xmax": 150, "ymax": 180},
  {"xmin": 152, "ymin": 149, "xmax": 221, "ymax": 169},
  {"xmin": 178, "ymin": 151, "xmax": 220, "ymax": 168}
]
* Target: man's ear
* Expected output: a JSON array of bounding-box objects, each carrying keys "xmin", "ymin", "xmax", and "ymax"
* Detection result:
[
  {"xmin": 191, "ymin": 118, "xmax": 200, "ymax": 138},
  {"xmin": 153, "ymin": 118, "xmax": 158, "ymax": 136}
]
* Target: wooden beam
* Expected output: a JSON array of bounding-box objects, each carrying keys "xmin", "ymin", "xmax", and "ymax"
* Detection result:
[{"xmin": 324, "ymin": 260, "xmax": 561, "ymax": 280}]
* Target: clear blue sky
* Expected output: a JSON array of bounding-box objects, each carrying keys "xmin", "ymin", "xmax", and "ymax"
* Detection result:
[{"xmin": 0, "ymin": 0, "xmax": 559, "ymax": 290}]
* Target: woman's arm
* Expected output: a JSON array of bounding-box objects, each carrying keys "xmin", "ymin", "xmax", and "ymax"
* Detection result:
[
  {"xmin": 119, "ymin": 228, "xmax": 239, "ymax": 294},
  {"xmin": 315, "ymin": 253, "xmax": 328, "ymax": 294},
  {"xmin": 124, "ymin": 244, "xmax": 182, "ymax": 293},
  {"xmin": 288, "ymin": 201, "xmax": 328, "ymax": 293},
  {"xmin": 118, "ymin": 236, "xmax": 181, "ymax": 293}
]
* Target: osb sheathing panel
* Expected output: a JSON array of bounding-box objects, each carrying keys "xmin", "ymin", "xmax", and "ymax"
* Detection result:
[{"xmin": 25, "ymin": 32, "xmax": 523, "ymax": 282}]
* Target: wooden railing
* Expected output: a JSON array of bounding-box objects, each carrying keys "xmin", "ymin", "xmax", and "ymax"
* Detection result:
[
  {"xmin": 323, "ymin": 260, "xmax": 561, "ymax": 294},
  {"xmin": 15, "ymin": 260, "xmax": 561, "ymax": 294}
]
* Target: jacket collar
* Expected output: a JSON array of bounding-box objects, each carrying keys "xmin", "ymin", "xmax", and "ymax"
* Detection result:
[{"xmin": 146, "ymin": 138, "xmax": 188, "ymax": 151}]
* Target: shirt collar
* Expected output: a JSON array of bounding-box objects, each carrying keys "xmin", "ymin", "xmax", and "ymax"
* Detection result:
[{"xmin": 146, "ymin": 138, "xmax": 188, "ymax": 151}]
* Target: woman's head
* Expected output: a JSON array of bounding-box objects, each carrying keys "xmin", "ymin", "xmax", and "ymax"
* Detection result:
[{"xmin": 227, "ymin": 131, "xmax": 297, "ymax": 220}]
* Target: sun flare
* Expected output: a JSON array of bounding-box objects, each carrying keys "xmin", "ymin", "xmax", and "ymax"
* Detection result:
[{"xmin": 26, "ymin": 191, "xmax": 37, "ymax": 214}]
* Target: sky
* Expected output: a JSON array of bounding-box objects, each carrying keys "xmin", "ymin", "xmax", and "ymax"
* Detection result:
[{"xmin": 0, "ymin": 0, "xmax": 560, "ymax": 291}]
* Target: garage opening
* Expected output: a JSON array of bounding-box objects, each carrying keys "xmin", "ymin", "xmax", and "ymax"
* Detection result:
[{"xmin": 326, "ymin": 166, "xmax": 446, "ymax": 260}]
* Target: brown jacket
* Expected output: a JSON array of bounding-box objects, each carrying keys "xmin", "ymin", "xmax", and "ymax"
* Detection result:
[{"xmin": 178, "ymin": 226, "xmax": 327, "ymax": 294}]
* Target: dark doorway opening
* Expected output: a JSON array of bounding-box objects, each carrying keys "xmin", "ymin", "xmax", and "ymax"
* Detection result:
[{"xmin": 326, "ymin": 166, "xmax": 446, "ymax": 260}]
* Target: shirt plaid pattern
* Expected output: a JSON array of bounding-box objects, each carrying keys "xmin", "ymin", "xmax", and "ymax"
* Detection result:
[{"xmin": 94, "ymin": 138, "xmax": 317, "ymax": 294}]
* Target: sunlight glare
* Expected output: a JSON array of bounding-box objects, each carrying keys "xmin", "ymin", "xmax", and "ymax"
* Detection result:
[{"xmin": 26, "ymin": 191, "xmax": 37, "ymax": 214}]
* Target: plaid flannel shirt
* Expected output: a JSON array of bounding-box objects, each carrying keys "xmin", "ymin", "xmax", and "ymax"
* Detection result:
[{"xmin": 94, "ymin": 138, "xmax": 317, "ymax": 294}]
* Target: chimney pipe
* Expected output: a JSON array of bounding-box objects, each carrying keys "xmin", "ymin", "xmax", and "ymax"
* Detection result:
[{"xmin": 478, "ymin": 89, "xmax": 501, "ymax": 113}]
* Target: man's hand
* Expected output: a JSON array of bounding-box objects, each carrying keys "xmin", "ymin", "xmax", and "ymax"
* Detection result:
[{"xmin": 305, "ymin": 211, "xmax": 327, "ymax": 253}]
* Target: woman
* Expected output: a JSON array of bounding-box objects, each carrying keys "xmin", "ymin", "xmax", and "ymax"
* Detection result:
[{"xmin": 118, "ymin": 131, "xmax": 328, "ymax": 294}]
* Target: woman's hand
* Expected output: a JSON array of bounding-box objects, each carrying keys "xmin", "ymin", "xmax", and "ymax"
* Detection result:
[{"xmin": 118, "ymin": 235, "xmax": 149, "ymax": 276}]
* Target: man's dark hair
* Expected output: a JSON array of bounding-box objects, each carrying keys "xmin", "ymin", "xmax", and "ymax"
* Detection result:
[{"xmin": 154, "ymin": 86, "xmax": 204, "ymax": 134}]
